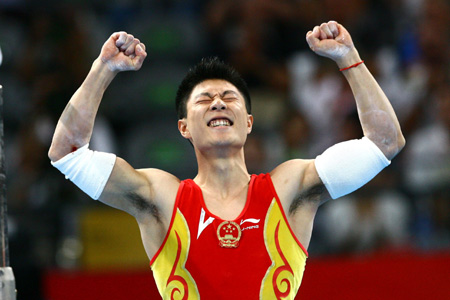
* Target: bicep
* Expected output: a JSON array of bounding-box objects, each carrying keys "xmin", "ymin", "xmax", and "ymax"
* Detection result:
[
  {"xmin": 99, "ymin": 157, "xmax": 147, "ymax": 213},
  {"xmin": 99, "ymin": 157, "xmax": 179, "ymax": 220}
]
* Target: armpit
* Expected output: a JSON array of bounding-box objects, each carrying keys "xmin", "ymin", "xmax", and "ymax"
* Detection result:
[
  {"xmin": 289, "ymin": 183, "xmax": 327, "ymax": 214},
  {"xmin": 127, "ymin": 191, "xmax": 162, "ymax": 223}
]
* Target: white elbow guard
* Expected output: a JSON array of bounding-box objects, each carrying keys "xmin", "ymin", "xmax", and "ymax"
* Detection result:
[
  {"xmin": 51, "ymin": 144, "xmax": 116, "ymax": 200},
  {"xmin": 315, "ymin": 137, "xmax": 390, "ymax": 199}
]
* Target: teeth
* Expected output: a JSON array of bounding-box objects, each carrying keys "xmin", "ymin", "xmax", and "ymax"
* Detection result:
[{"xmin": 209, "ymin": 119, "xmax": 231, "ymax": 127}]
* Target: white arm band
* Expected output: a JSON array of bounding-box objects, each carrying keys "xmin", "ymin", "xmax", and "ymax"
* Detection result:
[
  {"xmin": 314, "ymin": 137, "xmax": 390, "ymax": 199},
  {"xmin": 51, "ymin": 144, "xmax": 116, "ymax": 200}
]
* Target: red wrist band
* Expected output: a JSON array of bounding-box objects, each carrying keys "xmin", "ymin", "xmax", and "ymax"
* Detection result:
[{"xmin": 339, "ymin": 60, "xmax": 364, "ymax": 71}]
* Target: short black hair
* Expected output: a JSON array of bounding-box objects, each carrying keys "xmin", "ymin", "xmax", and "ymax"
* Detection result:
[{"xmin": 175, "ymin": 57, "xmax": 251, "ymax": 119}]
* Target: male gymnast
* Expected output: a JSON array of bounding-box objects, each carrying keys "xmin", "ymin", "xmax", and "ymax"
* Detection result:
[{"xmin": 49, "ymin": 21, "xmax": 405, "ymax": 299}]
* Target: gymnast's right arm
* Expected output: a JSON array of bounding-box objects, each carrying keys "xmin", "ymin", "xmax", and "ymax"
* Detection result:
[{"xmin": 48, "ymin": 32, "xmax": 179, "ymax": 222}]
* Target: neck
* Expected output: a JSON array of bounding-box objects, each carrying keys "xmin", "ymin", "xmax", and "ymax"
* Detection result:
[{"xmin": 193, "ymin": 147, "xmax": 250, "ymax": 200}]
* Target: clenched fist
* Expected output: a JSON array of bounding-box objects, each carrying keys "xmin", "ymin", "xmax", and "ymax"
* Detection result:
[
  {"xmin": 306, "ymin": 21, "xmax": 359, "ymax": 66},
  {"xmin": 99, "ymin": 32, "xmax": 147, "ymax": 72}
]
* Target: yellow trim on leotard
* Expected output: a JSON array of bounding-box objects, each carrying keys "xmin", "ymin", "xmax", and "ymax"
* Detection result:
[
  {"xmin": 260, "ymin": 199, "xmax": 307, "ymax": 299},
  {"xmin": 151, "ymin": 208, "xmax": 200, "ymax": 300}
]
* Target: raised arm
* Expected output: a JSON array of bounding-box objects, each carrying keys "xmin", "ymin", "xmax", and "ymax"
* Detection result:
[
  {"xmin": 48, "ymin": 32, "xmax": 146, "ymax": 160},
  {"xmin": 306, "ymin": 21, "xmax": 405, "ymax": 159},
  {"xmin": 271, "ymin": 21, "xmax": 405, "ymax": 249},
  {"xmin": 48, "ymin": 33, "xmax": 179, "ymax": 222}
]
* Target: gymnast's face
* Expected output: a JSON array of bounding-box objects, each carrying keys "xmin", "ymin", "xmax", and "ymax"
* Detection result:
[{"xmin": 178, "ymin": 79, "xmax": 253, "ymax": 151}]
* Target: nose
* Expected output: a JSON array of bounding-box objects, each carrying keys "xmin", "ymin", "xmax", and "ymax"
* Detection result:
[{"xmin": 210, "ymin": 98, "xmax": 227, "ymax": 111}]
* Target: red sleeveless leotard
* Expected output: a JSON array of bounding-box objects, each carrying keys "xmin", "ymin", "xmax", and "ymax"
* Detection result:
[{"xmin": 150, "ymin": 174, "xmax": 308, "ymax": 299}]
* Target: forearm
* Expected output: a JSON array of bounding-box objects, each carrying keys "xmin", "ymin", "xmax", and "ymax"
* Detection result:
[
  {"xmin": 49, "ymin": 59, "xmax": 117, "ymax": 161},
  {"xmin": 338, "ymin": 49, "xmax": 405, "ymax": 159}
]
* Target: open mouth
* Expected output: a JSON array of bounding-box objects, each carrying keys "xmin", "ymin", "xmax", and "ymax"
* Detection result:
[{"xmin": 208, "ymin": 118, "xmax": 233, "ymax": 127}]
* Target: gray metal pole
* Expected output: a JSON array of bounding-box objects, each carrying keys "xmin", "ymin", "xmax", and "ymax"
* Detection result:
[{"xmin": 0, "ymin": 86, "xmax": 17, "ymax": 299}]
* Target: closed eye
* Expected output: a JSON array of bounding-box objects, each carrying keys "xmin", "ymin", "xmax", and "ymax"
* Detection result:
[{"xmin": 196, "ymin": 99, "xmax": 213, "ymax": 104}]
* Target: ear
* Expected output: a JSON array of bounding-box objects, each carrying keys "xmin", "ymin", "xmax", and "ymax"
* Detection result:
[
  {"xmin": 247, "ymin": 115, "xmax": 254, "ymax": 134},
  {"xmin": 178, "ymin": 119, "xmax": 191, "ymax": 139}
]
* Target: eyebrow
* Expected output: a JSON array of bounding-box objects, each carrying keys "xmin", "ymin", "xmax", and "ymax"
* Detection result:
[
  {"xmin": 195, "ymin": 92, "xmax": 213, "ymax": 99},
  {"xmin": 195, "ymin": 90, "xmax": 239, "ymax": 99},
  {"xmin": 222, "ymin": 90, "xmax": 239, "ymax": 97}
]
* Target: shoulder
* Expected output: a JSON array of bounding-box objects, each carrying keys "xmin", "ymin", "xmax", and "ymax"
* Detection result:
[
  {"xmin": 136, "ymin": 168, "xmax": 181, "ymax": 211},
  {"xmin": 111, "ymin": 158, "xmax": 181, "ymax": 200},
  {"xmin": 138, "ymin": 167, "xmax": 181, "ymax": 187},
  {"xmin": 270, "ymin": 159, "xmax": 317, "ymax": 190}
]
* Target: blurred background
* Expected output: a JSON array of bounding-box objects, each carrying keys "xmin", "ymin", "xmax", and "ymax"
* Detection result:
[{"xmin": 0, "ymin": 0, "xmax": 449, "ymax": 299}]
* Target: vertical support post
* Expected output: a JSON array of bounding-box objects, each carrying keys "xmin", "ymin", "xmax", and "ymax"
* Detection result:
[
  {"xmin": 0, "ymin": 86, "xmax": 17, "ymax": 299},
  {"xmin": 0, "ymin": 86, "xmax": 9, "ymax": 269}
]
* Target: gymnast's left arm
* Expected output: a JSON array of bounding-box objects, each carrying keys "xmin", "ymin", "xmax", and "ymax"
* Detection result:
[
  {"xmin": 299, "ymin": 21, "xmax": 405, "ymax": 203},
  {"xmin": 270, "ymin": 21, "xmax": 405, "ymax": 249},
  {"xmin": 277, "ymin": 21, "xmax": 406, "ymax": 204},
  {"xmin": 306, "ymin": 21, "xmax": 405, "ymax": 159}
]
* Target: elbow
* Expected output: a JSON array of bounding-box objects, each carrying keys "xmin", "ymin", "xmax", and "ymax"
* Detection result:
[
  {"xmin": 395, "ymin": 133, "xmax": 406, "ymax": 157},
  {"xmin": 383, "ymin": 133, "xmax": 406, "ymax": 160},
  {"xmin": 48, "ymin": 141, "xmax": 71, "ymax": 162},
  {"xmin": 49, "ymin": 140, "xmax": 87, "ymax": 162},
  {"xmin": 48, "ymin": 144, "xmax": 59, "ymax": 162},
  {"xmin": 366, "ymin": 132, "xmax": 406, "ymax": 161},
  {"xmin": 397, "ymin": 133, "xmax": 406, "ymax": 152}
]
